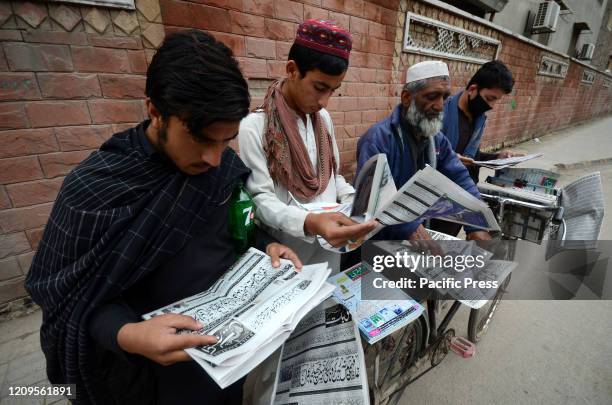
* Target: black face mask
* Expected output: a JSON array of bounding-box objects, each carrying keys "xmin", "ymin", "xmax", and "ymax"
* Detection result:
[{"xmin": 467, "ymin": 91, "xmax": 492, "ymax": 117}]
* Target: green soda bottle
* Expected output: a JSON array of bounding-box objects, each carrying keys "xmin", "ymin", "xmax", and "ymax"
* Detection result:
[{"xmin": 228, "ymin": 181, "xmax": 256, "ymax": 255}]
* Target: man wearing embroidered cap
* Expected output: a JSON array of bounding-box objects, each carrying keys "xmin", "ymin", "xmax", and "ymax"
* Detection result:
[
  {"xmin": 239, "ymin": 20, "xmax": 377, "ymax": 267},
  {"xmin": 356, "ymin": 60, "xmax": 491, "ymax": 241}
]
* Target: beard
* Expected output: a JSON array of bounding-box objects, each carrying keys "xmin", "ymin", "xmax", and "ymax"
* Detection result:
[{"xmin": 404, "ymin": 100, "xmax": 443, "ymax": 139}]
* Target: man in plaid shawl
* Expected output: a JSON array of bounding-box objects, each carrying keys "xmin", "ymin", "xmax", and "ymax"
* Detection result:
[{"xmin": 26, "ymin": 30, "xmax": 300, "ymax": 404}]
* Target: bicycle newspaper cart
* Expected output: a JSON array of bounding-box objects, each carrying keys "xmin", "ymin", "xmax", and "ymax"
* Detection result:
[
  {"xmin": 268, "ymin": 166, "xmax": 603, "ymax": 405},
  {"xmin": 358, "ymin": 239, "xmax": 514, "ymax": 405},
  {"xmin": 360, "ymin": 167, "xmax": 568, "ymax": 405}
]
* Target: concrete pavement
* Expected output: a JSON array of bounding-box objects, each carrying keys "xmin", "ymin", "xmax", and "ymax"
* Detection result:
[
  {"xmin": 507, "ymin": 116, "xmax": 612, "ymax": 171},
  {"xmin": 0, "ymin": 310, "xmax": 67, "ymax": 404},
  {"xmin": 487, "ymin": 115, "xmax": 612, "ymax": 240}
]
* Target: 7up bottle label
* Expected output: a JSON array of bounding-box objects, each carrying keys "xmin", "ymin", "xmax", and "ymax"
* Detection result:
[{"xmin": 228, "ymin": 181, "xmax": 256, "ymax": 255}]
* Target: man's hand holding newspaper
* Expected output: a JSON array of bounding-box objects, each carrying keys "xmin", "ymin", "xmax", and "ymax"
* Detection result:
[
  {"xmin": 141, "ymin": 248, "xmax": 335, "ymax": 388},
  {"xmin": 300, "ymin": 155, "xmax": 500, "ymax": 253}
]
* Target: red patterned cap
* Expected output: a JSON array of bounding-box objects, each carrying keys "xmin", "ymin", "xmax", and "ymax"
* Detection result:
[{"xmin": 294, "ymin": 19, "xmax": 352, "ymax": 61}]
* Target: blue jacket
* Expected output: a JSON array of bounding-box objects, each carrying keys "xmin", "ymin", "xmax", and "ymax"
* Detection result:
[
  {"xmin": 441, "ymin": 91, "xmax": 487, "ymax": 158},
  {"xmin": 356, "ymin": 104, "xmax": 481, "ymax": 239}
]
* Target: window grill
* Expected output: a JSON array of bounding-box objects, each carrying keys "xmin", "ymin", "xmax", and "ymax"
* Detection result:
[
  {"xmin": 538, "ymin": 56, "xmax": 569, "ymax": 78},
  {"xmin": 403, "ymin": 12, "xmax": 501, "ymax": 64},
  {"xmin": 581, "ymin": 70, "xmax": 596, "ymax": 85}
]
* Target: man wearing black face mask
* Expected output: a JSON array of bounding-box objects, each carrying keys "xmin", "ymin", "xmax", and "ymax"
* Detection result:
[
  {"xmin": 431, "ymin": 60, "xmax": 521, "ymax": 236},
  {"xmin": 441, "ymin": 60, "xmax": 519, "ymax": 183}
]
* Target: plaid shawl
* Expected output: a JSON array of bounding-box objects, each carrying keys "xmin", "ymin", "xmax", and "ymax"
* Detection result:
[{"xmin": 25, "ymin": 122, "xmax": 249, "ymax": 404}]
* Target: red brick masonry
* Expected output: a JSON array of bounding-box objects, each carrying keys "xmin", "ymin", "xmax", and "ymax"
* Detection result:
[{"xmin": 0, "ymin": 0, "xmax": 610, "ymax": 307}]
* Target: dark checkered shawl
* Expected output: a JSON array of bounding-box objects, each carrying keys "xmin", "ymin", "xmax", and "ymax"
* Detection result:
[{"xmin": 25, "ymin": 122, "xmax": 250, "ymax": 404}]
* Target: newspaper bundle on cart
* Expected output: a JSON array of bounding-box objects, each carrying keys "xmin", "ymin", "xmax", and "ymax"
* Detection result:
[
  {"xmin": 142, "ymin": 248, "xmax": 335, "ymax": 388},
  {"xmin": 272, "ymin": 298, "xmax": 370, "ymax": 405}
]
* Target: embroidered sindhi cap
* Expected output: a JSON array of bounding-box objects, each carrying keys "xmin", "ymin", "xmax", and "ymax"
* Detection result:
[
  {"xmin": 294, "ymin": 19, "xmax": 352, "ymax": 61},
  {"xmin": 406, "ymin": 60, "xmax": 450, "ymax": 83}
]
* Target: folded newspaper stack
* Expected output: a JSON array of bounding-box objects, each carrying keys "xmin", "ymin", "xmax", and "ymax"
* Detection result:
[
  {"xmin": 273, "ymin": 299, "xmax": 370, "ymax": 405},
  {"xmin": 546, "ymin": 171, "xmax": 604, "ymax": 254},
  {"xmin": 298, "ymin": 155, "xmax": 500, "ymax": 253},
  {"xmin": 142, "ymin": 248, "xmax": 335, "ymax": 388}
]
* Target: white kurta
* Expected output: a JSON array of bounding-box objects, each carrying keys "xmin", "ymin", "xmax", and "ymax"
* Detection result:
[{"xmin": 238, "ymin": 108, "xmax": 355, "ymax": 269}]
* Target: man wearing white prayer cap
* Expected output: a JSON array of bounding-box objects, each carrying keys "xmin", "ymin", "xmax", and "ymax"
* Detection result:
[{"xmin": 355, "ymin": 60, "xmax": 491, "ymax": 241}]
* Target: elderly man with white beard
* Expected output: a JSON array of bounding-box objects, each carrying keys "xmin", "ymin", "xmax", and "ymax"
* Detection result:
[{"xmin": 356, "ymin": 60, "xmax": 490, "ymax": 241}]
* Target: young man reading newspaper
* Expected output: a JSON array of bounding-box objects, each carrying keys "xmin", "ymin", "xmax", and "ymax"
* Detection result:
[
  {"xmin": 238, "ymin": 20, "xmax": 377, "ymax": 269},
  {"xmin": 26, "ymin": 30, "xmax": 301, "ymax": 405},
  {"xmin": 442, "ymin": 60, "xmax": 520, "ymax": 182},
  {"xmin": 431, "ymin": 60, "xmax": 522, "ymax": 236}
]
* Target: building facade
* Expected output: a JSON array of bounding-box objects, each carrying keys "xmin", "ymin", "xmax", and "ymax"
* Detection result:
[
  {"xmin": 485, "ymin": 0, "xmax": 608, "ymax": 58},
  {"xmin": 0, "ymin": 0, "xmax": 611, "ymax": 313},
  {"xmin": 592, "ymin": 0, "xmax": 612, "ymax": 71}
]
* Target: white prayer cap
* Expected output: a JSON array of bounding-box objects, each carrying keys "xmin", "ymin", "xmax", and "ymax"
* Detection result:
[{"xmin": 405, "ymin": 60, "xmax": 450, "ymax": 83}]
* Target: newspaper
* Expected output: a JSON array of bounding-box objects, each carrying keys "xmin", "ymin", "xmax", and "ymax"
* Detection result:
[
  {"xmin": 479, "ymin": 168, "xmax": 564, "ymax": 242},
  {"xmin": 560, "ymin": 172, "xmax": 605, "ymax": 242},
  {"xmin": 350, "ymin": 154, "xmax": 397, "ymax": 221},
  {"xmin": 403, "ymin": 237, "xmax": 504, "ymax": 308},
  {"xmin": 372, "ymin": 236, "xmax": 513, "ymax": 309},
  {"xmin": 482, "ymin": 167, "xmax": 561, "ymax": 206},
  {"xmin": 295, "ymin": 154, "xmax": 395, "ymax": 253},
  {"xmin": 300, "ymin": 158, "xmax": 499, "ymax": 253},
  {"xmin": 376, "ymin": 165, "xmax": 500, "ymax": 232},
  {"xmin": 473, "ymin": 153, "xmax": 543, "ymax": 169},
  {"xmin": 327, "ymin": 263, "xmax": 424, "ymax": 344},
  {"xmin": 272, "ymin": 298, "xmax": 370, "ymax": 405},
  {"xmin": 142, "ymin": 248, "xmax": 335, "ymax": 388},
  {"xmin": 450, "ymin": 260, "xmax": 516, "ymax": 308},
  {"xmin": 546, "ymin": 171, "xmax": 605, "ymax": 258},
  {"xmin": 426, "ymin": 229, "xmax": 460, "ymax": 240}
]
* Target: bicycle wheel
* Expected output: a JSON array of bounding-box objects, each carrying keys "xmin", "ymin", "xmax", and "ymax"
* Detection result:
[
  {"xmin": 366, "ymin": 319, "xmax": 424, "ymax": 405},
  {"xmin": 467, "ymin": 273, "xmax": 511, "ymax": 343}
]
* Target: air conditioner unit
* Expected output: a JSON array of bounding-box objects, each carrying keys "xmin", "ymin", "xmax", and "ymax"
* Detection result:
[
  {"xmin": 578, "ymin": 43, "xmax": 595, "ymax": 60},
  {"xmin": 532, "ymin": 1, "xmax": 561, "ymax": 33}
]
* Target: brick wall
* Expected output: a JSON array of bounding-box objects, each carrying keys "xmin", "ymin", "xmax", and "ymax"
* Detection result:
[
  {"xmin": 394, "ymin": 2, "xmax": 612, "ymax": 151},
  {"xmin": 0, "ymin": 0, "xmax": 163, "ymax": 315},
  {"xmin": 0, "ymin": 0, "xmax": 611, "ymax": 312},
  {"xmin": 159, "ymin": 0, "xmax": 612, "ymax": 171},
  {"xmin": 160, "ymin": 0, "xmax": 401, "ymax": 175}
]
